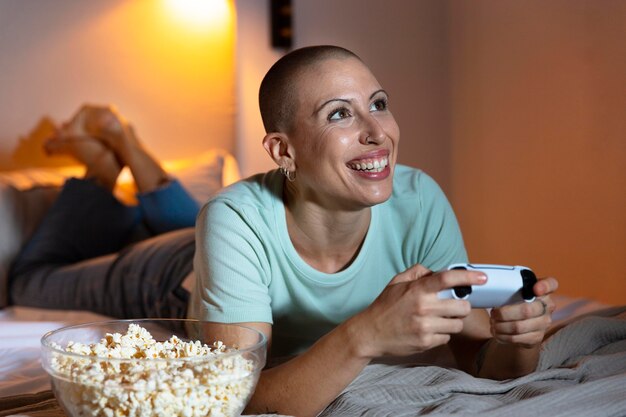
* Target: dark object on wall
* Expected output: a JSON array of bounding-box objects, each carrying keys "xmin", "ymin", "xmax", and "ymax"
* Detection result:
[{"xmin": 270, "ymin": 0, "xmax": 292, "ymax": 49}]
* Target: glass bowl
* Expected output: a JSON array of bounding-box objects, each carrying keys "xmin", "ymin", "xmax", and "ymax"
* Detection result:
[{"xmin": 41, "ymin": 319, "xmax": 267, "ymax": 417}]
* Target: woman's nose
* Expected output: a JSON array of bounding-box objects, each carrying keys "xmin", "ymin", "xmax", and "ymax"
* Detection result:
[{"xmin": 359, "ymin": 115, "xmax": 386, "ymax": 145}]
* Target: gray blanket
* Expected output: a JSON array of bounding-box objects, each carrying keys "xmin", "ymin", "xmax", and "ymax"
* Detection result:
[{"xmin": 320, "ymin": 306, "xmax": 626, "ymax": 416}]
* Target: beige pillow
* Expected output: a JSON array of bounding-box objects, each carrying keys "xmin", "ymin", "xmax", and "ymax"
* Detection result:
[
  {"xmin": 162, "ymin": 148, "xmax": 240, "ymax": 204},
  {"xmin": 109, "ymin": 149, "xmax": 240, "ymax": 205}
]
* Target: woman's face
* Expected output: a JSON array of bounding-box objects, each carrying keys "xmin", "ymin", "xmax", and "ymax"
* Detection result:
[{"xmin": 287, "ymin": 56, "xmax": 400, "ymax": 210}]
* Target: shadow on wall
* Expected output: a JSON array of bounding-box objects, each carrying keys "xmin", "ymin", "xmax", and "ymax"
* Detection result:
[{"xmin": 0, "ymin": 117, "xmax": 77, "ymax": 171}]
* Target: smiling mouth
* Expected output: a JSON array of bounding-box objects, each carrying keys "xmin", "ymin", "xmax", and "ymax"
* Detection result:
[{"xmin": 346, "ymin": 156, "xmax": 389, "ymax": 173}]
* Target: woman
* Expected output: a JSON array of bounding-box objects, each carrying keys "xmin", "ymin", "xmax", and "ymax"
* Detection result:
[
  {"xmin": 8, "ymin": 105, "xmax": 199, "ymax": 319},
  {"xmin": 189, "ymin": 45, "xmax": 558, "ymax": 416}
]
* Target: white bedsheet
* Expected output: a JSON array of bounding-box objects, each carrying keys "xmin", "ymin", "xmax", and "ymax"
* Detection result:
[{"xmin": 0, "ymin": 307, "xmax": 110, "ymax": 399}]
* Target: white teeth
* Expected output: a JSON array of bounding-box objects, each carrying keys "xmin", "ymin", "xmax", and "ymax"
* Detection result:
[{"xmin": 349, "ymin": 157, "xmax": 389, "ymax": 172}]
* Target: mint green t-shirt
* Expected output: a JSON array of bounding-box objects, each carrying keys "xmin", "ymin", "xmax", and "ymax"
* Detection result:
[{"xmin": 189, "ymin": 165, "xmax": 468, "ymax": 357}]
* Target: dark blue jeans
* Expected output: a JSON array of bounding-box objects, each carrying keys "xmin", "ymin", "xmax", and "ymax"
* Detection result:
[{"xmin": 9, "ymin": 178, "xmax": 199, "ymax": 319}]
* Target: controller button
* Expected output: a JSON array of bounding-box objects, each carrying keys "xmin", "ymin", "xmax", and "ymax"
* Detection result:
[
  {"xmin": 520, "ymin": 269, "xmax": 537, "ymax": 300},
  {"xmin": 453, "ymin": 286, "xmax": 472, "ymax": 299}
]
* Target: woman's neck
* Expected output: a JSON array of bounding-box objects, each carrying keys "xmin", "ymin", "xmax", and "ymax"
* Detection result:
[{"xmin": 284, "ymin": 185, "xmax": 371, "ymax": 274}]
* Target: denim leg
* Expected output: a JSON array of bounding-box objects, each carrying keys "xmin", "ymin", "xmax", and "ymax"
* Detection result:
[
  {"xmin": 10, "ymin": 178, "xmax": 140, "ymax": 277},
  {"xmin": 137, "ymin": 179, "xmax": 199, "ymax": 235}
]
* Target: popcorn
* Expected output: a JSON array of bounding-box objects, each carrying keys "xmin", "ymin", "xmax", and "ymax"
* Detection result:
[{"xmin": 49, "ymin": 324, "xmax": 255, "ymax": 417}]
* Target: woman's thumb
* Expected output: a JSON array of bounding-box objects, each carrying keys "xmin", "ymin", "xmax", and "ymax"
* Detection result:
[{"xmin": 387, "ymin": 263, "xmax": 432, "ymax": 286}]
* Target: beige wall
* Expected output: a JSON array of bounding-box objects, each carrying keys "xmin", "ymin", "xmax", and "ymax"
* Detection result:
[
  {"xmin": 235, "ymin": 0, "xmax": 283, "ymax": 177},
  {"xmin": 447, "ymin": 0, "xmax": 626, "ymax": 305},
  {"xmin": 0, "ymin": 0, "xmax": 236, "ymax": 170}
]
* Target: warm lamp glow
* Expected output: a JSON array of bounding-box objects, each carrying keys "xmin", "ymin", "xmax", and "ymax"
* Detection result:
[{"xmin": 165, "ymin": 0, "xmax": 231, "ymax": 29}]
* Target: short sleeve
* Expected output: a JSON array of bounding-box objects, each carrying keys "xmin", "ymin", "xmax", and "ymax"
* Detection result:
[
  {"xmin": 188, "ymin": 199, "xmax": 273, "ymax": 324},
  {"xmin": 415, "ymin": 173, "xmax": 468, "ymax": 271}
]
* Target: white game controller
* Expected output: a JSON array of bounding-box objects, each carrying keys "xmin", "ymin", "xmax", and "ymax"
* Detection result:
[{"xmin": 437, "ymin": 263, "xmax": 537, "ymax": 308}]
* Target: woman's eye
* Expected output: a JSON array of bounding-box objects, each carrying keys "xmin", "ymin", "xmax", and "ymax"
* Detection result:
[
  {"xmin": 370, "ymin": 99, "xmax": 388, "ymax": 112},
  {"xmin": 328, "ymin": 108, "xmax": 351, "ymax": 121}
]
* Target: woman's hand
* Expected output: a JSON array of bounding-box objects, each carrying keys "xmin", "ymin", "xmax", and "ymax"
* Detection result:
[
  {"xmin": 352, "ymin": 264, "xmax": 488, "ymax": 358},
  {"xmin": 489, "ymin": 276, "xmax": 559, "ymax": 348}
]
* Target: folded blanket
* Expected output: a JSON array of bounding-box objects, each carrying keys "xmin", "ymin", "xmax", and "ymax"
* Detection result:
[{"xmin": 320, "ymin": 306, "xmax": 626, "ymax": 416}]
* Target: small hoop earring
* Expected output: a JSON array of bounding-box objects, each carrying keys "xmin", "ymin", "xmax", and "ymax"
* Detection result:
[{"xmin": 280, "ymin": 166, "xmax": 296, "ymax": 182}]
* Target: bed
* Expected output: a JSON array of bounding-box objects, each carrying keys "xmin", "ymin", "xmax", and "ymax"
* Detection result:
[
  {"xmin": 1, "ymin": 155, "xmax": 625, "ymax": 416},
  {"xmin": 1, "ymin": 297, "xmax": 623, "ymax": 416}
]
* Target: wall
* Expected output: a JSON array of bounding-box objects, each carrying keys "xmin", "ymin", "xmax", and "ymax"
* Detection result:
[
  {"xmin": 0, "ymin": 0, "xmax": 236, "ymax": 170},
  {"xmin": 447, "ymin": 0, "xmax": 626, "ymax": 304},
  {"xmin": 235, "ymin": 0, "xmax": 283, "ymax": 177}
]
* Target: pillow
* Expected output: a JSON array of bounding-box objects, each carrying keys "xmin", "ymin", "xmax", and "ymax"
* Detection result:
[
  {"xmin": 111, "ymin": 149, "xmax": 240, "ymax": 205},
  {"xmin": 163, "ymin": 149, "xmax": 240, "ymax": 204},
  {"xmin": 0, "ymin": 183, "xmax": 60, "ymax": 308}
]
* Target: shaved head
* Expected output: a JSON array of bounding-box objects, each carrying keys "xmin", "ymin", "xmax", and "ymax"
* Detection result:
[{"xmin": 259, "ymin": 45, "xmax": 362, "ymax": 134}]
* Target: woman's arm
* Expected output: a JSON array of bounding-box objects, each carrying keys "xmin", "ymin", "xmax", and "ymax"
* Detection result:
[
  {"xmin": 246, "ymin": 275, "xmax": 558, "ymax": 416},
  {"xmin": 243, "ymin": 321, "xmax": 369, "ymax": 417},
  {"xmin": 243, "ymin": 265, "xmax": 487, "ymax": 417}
]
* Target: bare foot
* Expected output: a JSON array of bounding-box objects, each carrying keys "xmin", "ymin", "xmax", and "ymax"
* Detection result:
[
  {"xmin": 78, "ymin": 109, "xmax": 170, "ymax": 193},
  {"xmin": 104, "ymin": 124, "xmax": 170, "ymax": 193},
  {"xmin": 66, "ymin": 104, "xmax": 169, "ymax": 193},
  {"xmin": 71, "ymin": 104, "xmax": 133, "ymax": 148},
  {"xmin": 68, "ymin": 105, "xmax": 140, "ymax": 165},
  {"xmin": 45, "ymin": 128, "xmax": 106, "ymax": 165},
  {"xmin": 44, "ymin": 131, "xmax": 122, "ymax": 191}
]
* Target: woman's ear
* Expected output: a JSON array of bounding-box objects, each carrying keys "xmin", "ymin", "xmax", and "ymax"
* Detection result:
[{"xmin": 263, "ymin": 132, "xmax": 295, "ymax": 170}]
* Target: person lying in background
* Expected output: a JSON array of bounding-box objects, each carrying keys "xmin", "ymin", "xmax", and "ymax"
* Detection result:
[
  {"xmin": 188, "ymin": 45, "xmax": 560, "ymax": 416},
  {"xmin": 8, "ymin": 104, "xmax": 199, "ymax": 319}
]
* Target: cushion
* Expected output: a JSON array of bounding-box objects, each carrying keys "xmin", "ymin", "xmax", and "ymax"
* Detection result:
[
  {"xmin": 0, "ymin": 184, "xmax": 60, "ymax": 307},
  {"xmin": 163, "ymin": 148, "xmax": 240, "ymax": 204}
]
